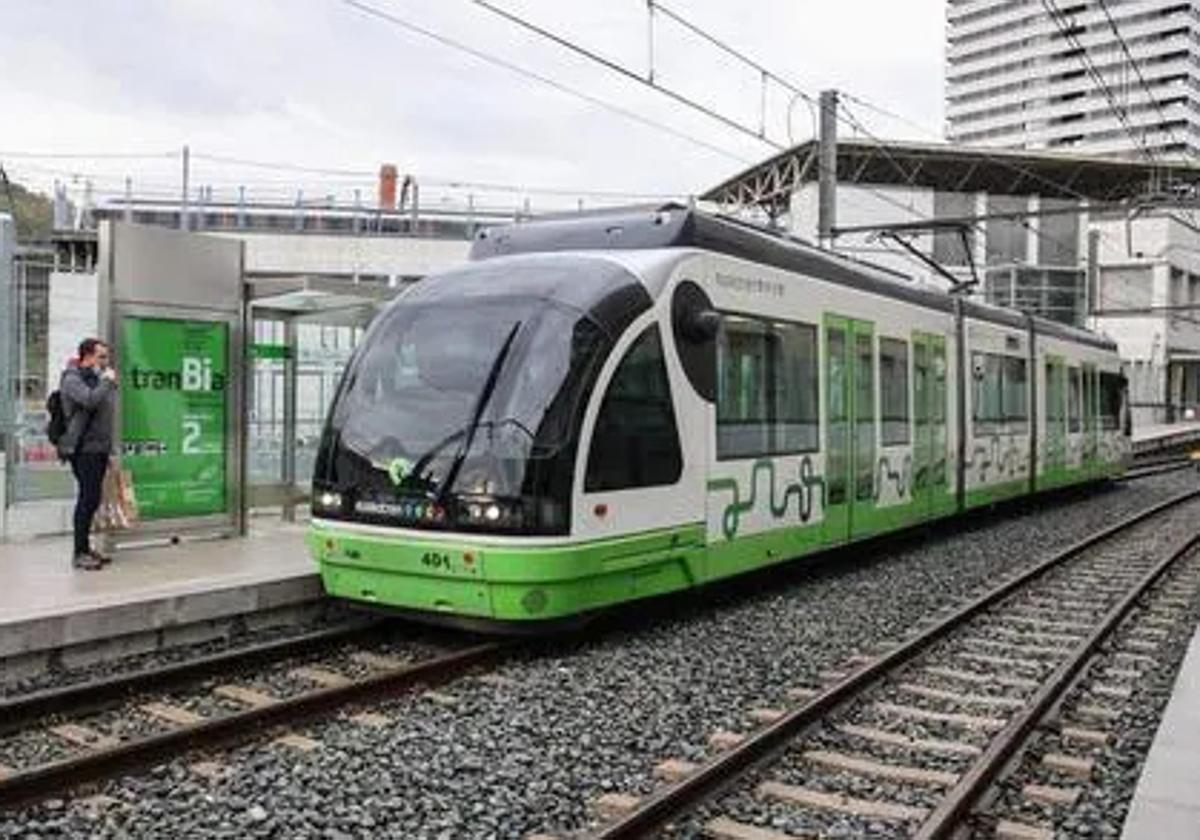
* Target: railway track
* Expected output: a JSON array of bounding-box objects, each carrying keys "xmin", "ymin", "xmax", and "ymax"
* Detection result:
[
  {"xmin": 1117, "ymin": 457, "xmax": 1195, "ymax": 482},
  {"xmin": 0, "ymin": 623, "xmax": 505, "ymax": 808},
  {"xmin": 579, "ymin": 489, "xmax": 1200, "ymax": 840}
]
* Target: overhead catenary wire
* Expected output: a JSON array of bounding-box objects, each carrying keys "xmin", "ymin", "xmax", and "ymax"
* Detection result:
[{"xmin": 335, "ymin": 0, "xmax": 754, "ymax": 165}]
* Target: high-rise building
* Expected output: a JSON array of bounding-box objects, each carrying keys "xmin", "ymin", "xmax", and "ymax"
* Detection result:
[{"xmin": 946, "ymin": 1, "xmax": 1199, "ymax": 159}]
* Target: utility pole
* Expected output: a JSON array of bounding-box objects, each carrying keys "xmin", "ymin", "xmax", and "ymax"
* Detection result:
[
  {"xmin": 179, "ymin": 144, "xmax": 190, "ymax": 231},
  {"xmin": 818, "ymin": 89, "xmax": 838, "ymax": 249}
]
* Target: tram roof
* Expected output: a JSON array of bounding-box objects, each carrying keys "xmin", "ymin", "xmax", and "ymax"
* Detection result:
[{"xmin": 471, "ymin": 205, "xmax": 1116, "ymax": 353}]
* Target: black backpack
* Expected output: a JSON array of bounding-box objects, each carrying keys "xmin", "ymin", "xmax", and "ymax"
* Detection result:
[{"xmin": 46, "ymin": 390, "xmax": 67, "ymax": 446}]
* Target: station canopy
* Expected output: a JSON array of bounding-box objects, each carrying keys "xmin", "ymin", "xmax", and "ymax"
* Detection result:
[{"xmin": 700, "ymin": 138, "xmax": 1200, "ymax": 216}]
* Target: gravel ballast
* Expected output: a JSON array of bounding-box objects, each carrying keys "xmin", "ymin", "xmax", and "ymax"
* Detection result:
[{"xmin": 2, "ymin": 473, "xmax": 1198, "ymax": 839}]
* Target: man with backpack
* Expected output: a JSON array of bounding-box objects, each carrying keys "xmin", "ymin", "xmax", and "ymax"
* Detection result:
[{"xmin": 51, "ymin": 338, "xmax": 119, "ymax": 570}]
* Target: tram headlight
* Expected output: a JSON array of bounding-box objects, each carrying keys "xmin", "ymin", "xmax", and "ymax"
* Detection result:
[
  {"xmin": 455, "ymin": 496, "xmax": 525, "ymax": 530},
  {"xmin": 315, "ymin": 491, "xmax": 343, "ymax": 512}
]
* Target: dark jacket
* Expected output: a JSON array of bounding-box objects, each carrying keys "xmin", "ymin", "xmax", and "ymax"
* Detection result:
[{"xmin": 58, "ymin": 366, "xmax": 118, "ymax": 457}]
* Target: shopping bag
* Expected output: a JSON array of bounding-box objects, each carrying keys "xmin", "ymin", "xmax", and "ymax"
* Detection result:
[
  {"xmin": 117, "ymin": 468, "xmax": 139, "ymax": 527},
  {"xmin": 93, "ymin": 466, "xmax": 135, "ymax": 531}
]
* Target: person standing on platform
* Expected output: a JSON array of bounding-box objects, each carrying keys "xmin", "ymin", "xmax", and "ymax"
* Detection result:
[{"xmin": 58, "ymin": 338, "xmax": 118, "ymax": 571}]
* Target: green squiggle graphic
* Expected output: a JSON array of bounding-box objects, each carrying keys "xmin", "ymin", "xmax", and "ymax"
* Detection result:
[{"xmin": 707, "ymin": 456, "xmax": 826, "ymax": 541}]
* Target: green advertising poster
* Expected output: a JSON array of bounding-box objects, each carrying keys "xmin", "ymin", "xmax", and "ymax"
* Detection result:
[{"xmin": 121, "ymin": 317, "xmax": 229, "ymax": 519}]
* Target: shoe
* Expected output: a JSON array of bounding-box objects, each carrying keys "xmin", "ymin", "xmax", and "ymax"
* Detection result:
[
  {"xmin": 73, "ymin": 553, "xmax": 103, "ymax": 570},
  {"xmin": 88, "ymin": 549, "xmax": 113, "ymax": 566}
]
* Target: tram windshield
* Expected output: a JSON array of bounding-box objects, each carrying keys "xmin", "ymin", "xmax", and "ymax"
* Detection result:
[{"xmin": 313, "ymin": 256, "xmax": 650, "ymax": 534}]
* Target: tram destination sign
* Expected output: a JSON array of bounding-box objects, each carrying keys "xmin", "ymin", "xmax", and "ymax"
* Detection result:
[{"xmin": 120, "ymin": 316, "xmax": 229, "ymax": 519}]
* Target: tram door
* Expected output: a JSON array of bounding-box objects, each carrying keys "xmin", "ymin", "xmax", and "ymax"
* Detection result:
[
  {"xmin": 824, "ymin": 315, "xmax": 876, "ymax": 543},
  {"xmin": 1082, "ymin": 363, "xmax": 1099, "ymax": 473},
  {"xmin": 1044, "ymin": 356, "xmax": 1067, "ymax": 477},
  {"xmin": 912, "ymin": 332, "xmax": 948, "ymax": 518}
]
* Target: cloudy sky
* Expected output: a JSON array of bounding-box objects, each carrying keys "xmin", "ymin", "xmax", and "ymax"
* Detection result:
[{"xmin": 0, "ymin": 0, "xmax": 946, "ymax": 213}]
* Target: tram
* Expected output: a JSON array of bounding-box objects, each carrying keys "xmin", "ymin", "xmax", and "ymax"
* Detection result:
[{"xmin": 308, "ymin": 205, "xmax": 1129, "ymax": 630}]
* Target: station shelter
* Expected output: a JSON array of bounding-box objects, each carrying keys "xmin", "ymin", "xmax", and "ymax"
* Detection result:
[{"xmin": 0, "ymin": 220, "xmax": 391, "ymax": 542}]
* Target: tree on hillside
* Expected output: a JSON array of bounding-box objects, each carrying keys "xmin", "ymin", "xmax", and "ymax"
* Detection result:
[{"xmin": 0, "ymin": 168, "xmax": 55, "ymax": 241}]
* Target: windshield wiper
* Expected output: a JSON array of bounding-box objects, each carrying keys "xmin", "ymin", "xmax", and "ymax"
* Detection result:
[{"xmin": 436, "ymin": 321, "xmax": 522, "ymax": 502}]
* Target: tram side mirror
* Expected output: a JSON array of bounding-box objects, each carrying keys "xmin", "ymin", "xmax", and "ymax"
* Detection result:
[
  {"xmin": 682, "ymin": 308, "xmax": 720, "ymax": 343},
  {"xmin": 672, "ymin": 280, "xmax": 718, "ymax": 403}
]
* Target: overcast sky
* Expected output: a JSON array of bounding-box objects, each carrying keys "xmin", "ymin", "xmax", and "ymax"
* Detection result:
[{"xmin": 0, "ymin": 0, "xmax": 946, "ymax": 212}]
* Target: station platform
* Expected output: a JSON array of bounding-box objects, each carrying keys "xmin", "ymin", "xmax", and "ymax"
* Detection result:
[
  {"xmin": 0, "ymin": 519, "xmax": 322, "ymax": 679},
  {"xmin": 1131, "ymin": 420, "xmax": 1200, "ymax": 458},
  {"xmin": 1121, "ymin": 625, "xmax": 1200, "ymax": 839}
]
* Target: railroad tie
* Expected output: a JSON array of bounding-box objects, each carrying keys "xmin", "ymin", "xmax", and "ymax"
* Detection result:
[
  {"xmin": 956, "ymin": 651, "xmax": 1045, "ymax": 673},
  {"xmin": 348, "ymin": 651, "xmax": 409, "ymax": 671},
  {"xmin": 987, "ymin": 625, "xmax": 1082, "ymax": 646},
  {"xmin": 757, "ymin": 780, "xmax": 928, "ymax": 821},
  {"xmin": 1023, "ymin": 783, "xmax": 1081, "ymax": 807},
  {"xmin": 922, "ymin": 666, "xmax": 1038, "ymax": 690},
  {"xmin": 963, "ymin": 637, "xmax": 1071, "ymax": 659},
  {"xmin": 653, "ymin": 758, "xmax": 698, "ymax": 782},
  {"xmin": 995, "ymin": 819, "xmax": 1056, "ymax": 840},
  {"xmin": 836, "ymin": 723, "xmax": 981, "ymax": 757},
  {"xmin": 212, "ymin": 684, "xmax": 278, "ymax": 709},
  {"xmin": 477, "ymin": 673, "xmax": 517, "ymax": 688},
  {"xmin": 897, "ymin": 682, "xmax": 1025, "ymax": 711},
  {"xmin": 1112, "ymin": 651, "xmax": 1158, "ymax": 668},
  {"xmin": 422, "ymin": 691, "xmax": 458, "ymax": 707},
  {"xmin": 1090, "ymin": 683, "xmax": 1133, "ymax": 702},
  {"xmin": 786, "ymin": 686, "xmax": 819, "ymax": 701},
  {"xmin": 705, "ymin": 816, "xmax": 797, "ymax": 840},
  {"xmin": 77, "ymin": 794, "xmax": 123, "ymax": 815},
  {"xmin": 802, "ymin": 749, "xmax": 958, "ymax": 786},
  {"xmin": 189, "ymin": 760, "xmax": 231, "ymax": 782},
  {"xmin": 873, "ymin": 702, "xmax": 1006, "ymax": 732},
  {"xmin": 1124, "ymin": 639, "xmax": 1161, "ymax": 653},
  {"xmin": 593, "ymin": 792, "xmax": 640, "ymax": 820},
  {"xmin": 140, "ymin": 702, "xmax": 206, "ymax": 727},
  {"xmin": 1002, "ymin": 615, "xmax": 1092, "ymax": 634},
  {"xmin": 1102, "ymin": 668, "xmax": 1142, "ymax": 681},
  {"xmin": 747, "ymin": 707, "xmax": 786, "ymax": 724},
  {"xmin": 48, "ymin": 723, "xmax": 119, "ymax": 750},
  {"xmin": 273, "ymin": 733, "xmax": 321, "ymax": 752},
  {"xmin": 1074, "ymin": 703, "xmax": 1122, "ymax": 722},
  {"xmin": 288, "ymin": 666, "xmax": 351, "ymax": 688},
  {"xmin": 1042, "ymin": 752, "xmax": 1094, "ymax": 780},
  {"xmin": 709, "ymin": 730, "xmax": 746, "ymax": 750},
  {"xmin": 347, "ymin": 711, "xmax": 392, "ymax": 728},
  {"xmin": 1060, "ymin": 725, "xmax": 1110, "ymax": 747}
]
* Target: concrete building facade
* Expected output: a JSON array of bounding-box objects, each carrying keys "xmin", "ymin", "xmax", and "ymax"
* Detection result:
[{"xmin": 946, "ymin": 0, "xmax": 1200, "ymax": 158}]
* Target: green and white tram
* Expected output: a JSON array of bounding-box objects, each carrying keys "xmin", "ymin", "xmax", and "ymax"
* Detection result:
[{"xmin": 308, "ymin": 206, "xmax": 1129, "ymax": 630}]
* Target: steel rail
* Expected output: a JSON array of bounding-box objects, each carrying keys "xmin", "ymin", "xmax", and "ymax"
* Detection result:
[
  {"xmin": 587, "ymin": 488, "xmax": 1200, "ymax": 839},
  {"xmin": 914, "ymin": 527, "xmax": 1200, "ymax": 838},
  {"xmin": 0, "ymin": 620, "xmax": 385, "ymax": 734},
  {"xmin": 0, "ymin": 642, "xmax": 505, "ymax": 808},
  {"xmin": 1117, "ymin": 460, "xmax": 1194, "ymax": 482}
]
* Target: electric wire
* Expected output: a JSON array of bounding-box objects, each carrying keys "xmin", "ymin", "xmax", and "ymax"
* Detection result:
[
  {"xmin": 467, "ymin": 0, "xmax": 782, "ymax": 149},
  {"xmin": 335, "ymin": 0, "xmax": 755, "ymax": 164},
  {"xmin": 1096, "ymin": 0, "xmax": 1190, "ymax": 157},
  {"xmin": 1041, "ymin": 0, "xmax": 1156, "ymax": 162}
]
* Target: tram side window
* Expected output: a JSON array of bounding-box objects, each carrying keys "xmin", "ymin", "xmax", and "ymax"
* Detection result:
[
  {"xmin": 972, "ymin": 352, "xmax": 1028, "ymax": 432},
  {"xmin": 1068, "ymin": 367, "xmax": 1082, "ymax": 432},
  {"xmin": 879, "ymin": 338, "xmax": 910, "ymax": 445},
  {"xmin": 716, "ymin": 315, "xmax": 819, "ymax": 459},
  {"xmin": 584, "ymin": 326, "xmax": 683, "ymax": 492},
  {"xmin": 1100, "ymin": 371, "xmax": 1123, "ymax": 431}
]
